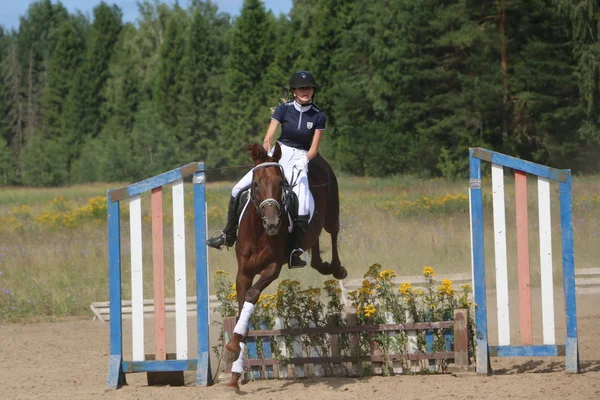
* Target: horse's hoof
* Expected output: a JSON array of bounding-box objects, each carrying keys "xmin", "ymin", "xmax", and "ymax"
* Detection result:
[
  {"xmin": 225, "ymin": 384, "xmax": 240, "ymax": 393},
  {"xmin": 333, "ymin": 267, "xmax": 347, "ymax": 280}
]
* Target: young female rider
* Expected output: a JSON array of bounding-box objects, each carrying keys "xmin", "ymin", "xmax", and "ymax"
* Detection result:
[{"xmin": 206, "ymin": 70, "xmax": 325, "ymax": 268}]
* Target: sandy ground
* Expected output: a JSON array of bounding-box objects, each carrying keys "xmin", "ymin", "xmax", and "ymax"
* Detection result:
[{"xmin": 1, "ymin": 290, "xmax": 600, "ymax": 400}]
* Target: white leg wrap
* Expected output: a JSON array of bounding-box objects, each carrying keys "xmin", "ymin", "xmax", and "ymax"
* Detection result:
[
  {"xmin": 231, "ymin": 342, "xmax": 246, "ymax": 374},
  {"xmin": 233, "ymin": 301, "xmax": 255, "ymax": 336}
]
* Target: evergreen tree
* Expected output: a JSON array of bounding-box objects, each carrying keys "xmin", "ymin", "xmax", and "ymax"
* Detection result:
[
  {"xmin": 0, "ymin": 29, "xmax": 14, "ymax": 184},
  {"xmin": 64, "ymin": 3, "xmax": 122, "ymax": 182},
  {"xmin": 179, "ymin": 2, "xmax": 230, "ymax": 165},
  {"xmin": 154, "ymin": 5, "xmax": 188, "ymax": 130},
  {"xmin": 103, "ymin": 23, "xmax": 141, "ymax": 134},
  {"xmin": 554, "ymin": 0, "xmax": 600, "ymax": 153},
  {"xmin": 41, "ymin": 20, "xmax": 84, "ymax": 141},
  {"xmin": 219, "ymin": 0, "xmax": 277, "ymax": 170},
  {"xmin": 3, "ymin": 40, "xmax": 26, "ymax": 161}
]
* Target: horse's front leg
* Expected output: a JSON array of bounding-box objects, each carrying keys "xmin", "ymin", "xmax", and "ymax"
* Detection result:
[
  {"xmin": 225, "ymin": 272, "xmax": 253, "ymax": 354},
  {"xmin": 226, "ymin": 261, "xmax": 282, "ymax": 392}
]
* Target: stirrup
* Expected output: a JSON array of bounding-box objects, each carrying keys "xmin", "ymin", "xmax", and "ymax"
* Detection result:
[
  {"xmin": 206, "ymin": 231, "xmax": 227, "ymax": 250},
  {"xmin": 288, "ymin": 248, "xmax": 306, "ymax": 269}
]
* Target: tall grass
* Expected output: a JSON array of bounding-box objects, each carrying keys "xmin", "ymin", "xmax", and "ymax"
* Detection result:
[{"xmin": 1, "ymin": 173, "xmax": 599, "ymax": 322}]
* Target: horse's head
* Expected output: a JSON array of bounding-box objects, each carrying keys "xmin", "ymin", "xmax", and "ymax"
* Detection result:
[{"xmin": 248, "ymin": 143, "xmax": 285, "ymax": 236}]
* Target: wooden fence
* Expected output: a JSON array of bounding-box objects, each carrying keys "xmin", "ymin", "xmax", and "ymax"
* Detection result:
[{"xmin": 222, "ymin": 309, "xmax": 470, "ymax": 379}]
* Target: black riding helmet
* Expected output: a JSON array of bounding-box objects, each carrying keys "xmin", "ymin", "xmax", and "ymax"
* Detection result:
[{"xmin": 289, "ymin": 70, "xmax": 319, "ymax": 90}]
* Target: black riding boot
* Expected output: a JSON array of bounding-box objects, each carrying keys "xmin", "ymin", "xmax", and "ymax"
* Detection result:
[
  {"xmin": 206, "ymin": 196, "xmax": 239, "ymax": 249},
  {"xmin": 289, "ymin": 215, "xmax": 309, "ymax": 268}
]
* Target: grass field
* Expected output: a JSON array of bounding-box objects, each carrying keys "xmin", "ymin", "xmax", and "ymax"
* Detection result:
[{"xmin": 1, "ymin": 170, "xmax": 599, "ymax": 322}]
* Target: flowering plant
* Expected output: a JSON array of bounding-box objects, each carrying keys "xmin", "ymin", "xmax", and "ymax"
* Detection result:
[{"xmin": 213, "ymin": 264, "xmax": 474, "ymax": 376}]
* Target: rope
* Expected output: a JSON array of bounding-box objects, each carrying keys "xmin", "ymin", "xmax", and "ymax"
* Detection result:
[{"xmin": 202, "ymin": 164, "xmax": 254, "ymax": 173}]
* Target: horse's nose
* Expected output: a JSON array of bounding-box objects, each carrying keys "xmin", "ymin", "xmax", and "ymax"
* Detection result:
[
  {"xmin": 263, "ymin": 219, "xmax": 279, "ymax": 236},
  {"xmin": 263, "ymin": 216, "xmax": 280, "ymax": 236}
]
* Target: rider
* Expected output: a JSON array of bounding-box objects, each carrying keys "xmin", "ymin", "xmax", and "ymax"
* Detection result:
[{"xmin": 206, "ymin": 70, "xmax": 325, "ymax": 268}]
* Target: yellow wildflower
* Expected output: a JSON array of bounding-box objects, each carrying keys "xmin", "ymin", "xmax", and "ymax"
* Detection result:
[
  {"xmin": 438, "ymin": 279, "xmax": 454, "ymax": 296},
  {"xmin": 399, "ymin": 282, "xmax": 413, "ymax": 295},
  {"xmin": 423, "ymin": 266, "xmax": 436, "ymax": 278},
  {"xmin": 379, "ymin": 269, "xmax": 396, "ymax": 280},
  {"xmin": 363, "ymin": 304, "xmax": 377, "ymax": 318}
]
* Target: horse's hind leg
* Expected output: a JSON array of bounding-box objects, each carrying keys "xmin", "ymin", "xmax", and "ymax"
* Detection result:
[
  {"xmin": 310, "ymin": 236, "xmax": 331, "ymax": 275},
  {"xmin": 326, "ymin": 228, "xmax": 347, "ymax": 280},
  {"xmin": 310, "ymin": 227, "xmax": 347, "ymax": 280}
]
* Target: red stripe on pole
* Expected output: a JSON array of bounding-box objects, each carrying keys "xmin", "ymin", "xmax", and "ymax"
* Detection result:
[
  {"xmin": 151, "ymin": 187, "xmax": 167, "ymax": 360},
  {"xmin": 515, "ymin": 170, "xmax": 532, "ymax": 345}
]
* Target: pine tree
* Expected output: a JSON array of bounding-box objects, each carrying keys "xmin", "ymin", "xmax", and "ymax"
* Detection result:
[
  {"xmin": 219, "ymin": 0, "xmax": 277, "ymax": 170},
  {"xmin": 154, "ymin": 6, "xmax": 188, "ymax": 130},
  {"xmin": 64, "ymin": 3, "xmax": 122, "ymax": 182},
  {"xmin": 0, "ymin": 28, "xmax": 14, "ymax": 185},
  {"xmin": 41, "ymin": 20, "xmax": 84, "ymax": 140},
  {"xmin": 554, "ymin": 0, "xmax": 600, "ymax": 153},
  {"xmin": 3, "ymin": 40, "xmax": 26, "ymax": 161},
  {"xmin": 179, "ymin": 2, "xmax": 230, "ymax": 165}
]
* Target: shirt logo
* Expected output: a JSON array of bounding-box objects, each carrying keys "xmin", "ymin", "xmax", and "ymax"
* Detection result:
[{"xmin": 307, "ymin": 122, "xmax": 313, "ymax": 129}]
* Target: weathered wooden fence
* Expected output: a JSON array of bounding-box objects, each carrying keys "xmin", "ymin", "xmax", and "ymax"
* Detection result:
[{"xmin": 222, "ymin": 309, "xmax": 470, "ymax": 379}]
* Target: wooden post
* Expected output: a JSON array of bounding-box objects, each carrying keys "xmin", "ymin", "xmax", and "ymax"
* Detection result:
[
  {"xmin": 328, "ymin": 316, "xmax": 342, "ymax": 377},
  {"xmin": 347, "ymin": 313, "xmax": 359, "ymax": 376},
  {"xmin": 222, "ymin": 317, "xmax": 235, "ymax": 375},
  {"xmin": 453, "ymin": 309, "xmax": 470, "ymax": 367}
]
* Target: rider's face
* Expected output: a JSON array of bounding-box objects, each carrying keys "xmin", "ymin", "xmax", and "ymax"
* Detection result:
[{"xmin": 293, "ymin": 87, "xmax": 314, "ymax": 105}]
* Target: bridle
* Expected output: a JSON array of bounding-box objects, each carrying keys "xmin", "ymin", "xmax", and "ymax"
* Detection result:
[{"xmin": 250, "ymin": 161, "xmax": 287, "ymax": 223}]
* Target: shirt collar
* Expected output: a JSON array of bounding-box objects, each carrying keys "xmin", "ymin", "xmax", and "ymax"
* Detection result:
[{"xmin": 293, "ymin": 100, "xmax": 312, "ymax": 112}]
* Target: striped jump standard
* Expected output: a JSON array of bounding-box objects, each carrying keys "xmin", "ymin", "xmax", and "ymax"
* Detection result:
[
  {"xmin": 469, "ymin": 148, "xmax": 580, "ymax": 374},
  {"xmin": 106, "ymin": 163, "xmax": 211, "ymax": 389}
]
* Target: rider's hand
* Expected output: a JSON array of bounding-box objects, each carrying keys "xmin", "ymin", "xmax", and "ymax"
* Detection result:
[{"xmin": 296, "ymin": 155, "xmax": 309, "ymax": 171}]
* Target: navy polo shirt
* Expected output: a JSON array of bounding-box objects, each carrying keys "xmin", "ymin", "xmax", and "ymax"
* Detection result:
[{"xmin": 272, "ymin": 101, "xmax": 326, "ymax": 151}]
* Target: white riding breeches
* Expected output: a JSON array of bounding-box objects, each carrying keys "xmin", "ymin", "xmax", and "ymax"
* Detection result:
[{"xmin": 231, "ymin": 142, "xmax": 313, "ymax": 218}]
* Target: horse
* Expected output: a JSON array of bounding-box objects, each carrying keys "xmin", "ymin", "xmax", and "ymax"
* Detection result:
[{"xmin": 224, "ymin": 142, "xmax": 347, "ymax": 391}]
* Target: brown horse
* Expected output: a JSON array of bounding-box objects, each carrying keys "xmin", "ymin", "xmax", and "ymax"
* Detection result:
[{"xmin": 224, "ymin": 143, "xmax": 347, "ymax": 391}]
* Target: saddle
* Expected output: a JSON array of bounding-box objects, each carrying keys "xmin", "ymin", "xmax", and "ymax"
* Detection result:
[{"xmin": 236, "ymin": 155, "xmax": 329, "ymax": 228}]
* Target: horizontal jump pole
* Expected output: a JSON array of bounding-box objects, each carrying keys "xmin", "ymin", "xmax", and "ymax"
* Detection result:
[
  {"xmin": 244, "ymin": 352, "xmax": 457, "ymax": 367},
  {"xmin": 123, "ymin": 359, "xmax": 198, "ymax": 373},
  {"xmin": 245, "ymin": 321, "xmax": 455, "ymax": 337},
  {"xmin": 471, "ymin": 148, "xmax": 569, "ymax": 182},
  {"xmin": 489, "ymin": 345, "xmax": 566, "ymax": 357},
  {"xmin": 109, "ymin": 162, "xmax": 203, "ymax": 202}
]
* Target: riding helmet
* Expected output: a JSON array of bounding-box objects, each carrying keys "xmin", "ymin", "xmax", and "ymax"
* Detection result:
[{"xmin": 289, "ymin": 70, "xmax": 319, "ymax": 89}]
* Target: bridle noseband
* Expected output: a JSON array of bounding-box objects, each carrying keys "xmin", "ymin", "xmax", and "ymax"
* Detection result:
[{"xmin": 250, "ymin": 161, "xmax": 287, "ymax": 222}]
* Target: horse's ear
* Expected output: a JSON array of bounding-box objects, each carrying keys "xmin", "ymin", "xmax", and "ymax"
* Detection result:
[
  {"xmin": 271, "ymin": 142, "xmax": 282, "ymax": 162},
  {"xmin": 248, "ymin": 144, "xmax": 267, "ymax": 164}
]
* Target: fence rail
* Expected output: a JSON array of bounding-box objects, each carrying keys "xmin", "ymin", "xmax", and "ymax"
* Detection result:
[{"xmin": 222, "ymin": 309, "xmax": 471, "ymax": 379}]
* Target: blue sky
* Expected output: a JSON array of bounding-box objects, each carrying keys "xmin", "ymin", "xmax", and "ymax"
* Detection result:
[{"xmin": 0, "ymin": 0, "xmax": 293, "ymax": 31}]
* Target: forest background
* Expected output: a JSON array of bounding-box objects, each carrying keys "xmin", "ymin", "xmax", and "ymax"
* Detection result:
[{"xmin": 0, "ymin": 0, "xmax": 599, "ymax": 186}]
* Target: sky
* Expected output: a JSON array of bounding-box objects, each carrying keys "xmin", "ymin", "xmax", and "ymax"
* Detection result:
[{"xmin": 0, "ymin": 0, "xmax": 293, "ymax": 31}]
